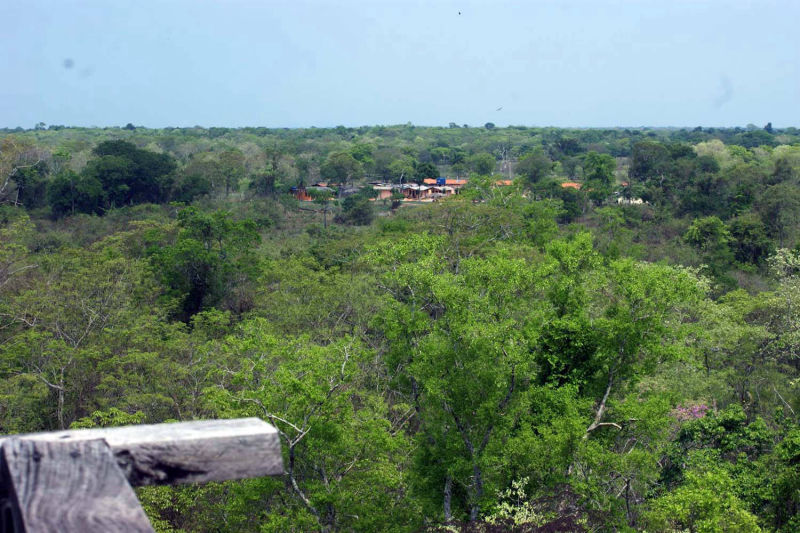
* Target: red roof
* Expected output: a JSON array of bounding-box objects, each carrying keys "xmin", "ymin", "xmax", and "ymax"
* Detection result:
[
  {"xmin": 423, "ymin": 178, "xmax": 437, "ymax": 185},
  {"xmin": 495, "ymin": 180, "xmax": 513, "ymax": 186},
  {"xmin": 561, "ymin": 182, "xmax": 582, "ymax": 190},
  {"xmin": 446, "ymin": 179, "xmax": 467, "ymax": 186}
]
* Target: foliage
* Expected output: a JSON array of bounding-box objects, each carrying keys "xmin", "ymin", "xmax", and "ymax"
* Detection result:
[
  {"xmin": 3, "ymin": 124, "xmax": 800, "ymax": 530},
  {"xmin": 150, "ymin": 207, "xmax": 260, "ymax": 320}
]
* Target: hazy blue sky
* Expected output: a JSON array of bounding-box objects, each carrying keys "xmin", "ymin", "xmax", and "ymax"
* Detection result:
[{"xmin": 2, "ymin": 0, "xmax": 798, "ymax": 128}]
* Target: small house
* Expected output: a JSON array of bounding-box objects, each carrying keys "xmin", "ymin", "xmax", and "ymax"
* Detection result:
[{"xmin": 372, "ymin": 185, "xmax": 394, "ymax": 201}]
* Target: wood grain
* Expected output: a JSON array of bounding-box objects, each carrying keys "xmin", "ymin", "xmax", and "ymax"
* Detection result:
[
  {"xmin": 1, "ymin": 438, "xmax": 155, "ymax": 532},
  {"xmin": 0, "ymin": 418, "xmax": 284, "ymax": 486}
]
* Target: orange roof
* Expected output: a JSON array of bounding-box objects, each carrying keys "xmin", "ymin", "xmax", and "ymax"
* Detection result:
[
  {"xmin": 446, "ymin": 179, "xmax": 467, "ymax": 186},
  {"xmin": 423, "ymin": 178, "xmax": 437, "ymax": 185},
  {"xmin": 495, "ymin": 180, "xmax": 513, "ymax": 186},
  {"xmin": 561, "ymin": 182, "xmax": 582, "ymax": 190}
]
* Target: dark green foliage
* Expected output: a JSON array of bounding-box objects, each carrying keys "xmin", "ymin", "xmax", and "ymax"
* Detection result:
[
  {"xmin": 91, "ymin": 140, "xmax": 176, "ymax": 206},
  {"xmin": 13, "ymin": 161, "xmax": 48, "ymax": 208},
  {"xmin": 735, "ymin": 129, "xmax": 777, "ymax": 148},
  {"xmin": 46, "ymin": 170, "xmax": 104, "ymax": 217},
  {"xmin": 515, "ymin": 149, "xmax": 552, "ymax": 185},
  {"xmin": 414, "ymin": 161, "xmax": 439, "ymax": 183},
  {"xmin": 337, "ymin": 190, "xmax": 375, "ymax": 226},
  {"xmin": 729, "ymin": 214, "xmax": 773, "ymax": 264},
  {"xmin": 150, "ymin": 207, "xmax": 260, "ymax": 320},
  {"xmin": 629, "ymin": 140, "xmax": 670, "ymax": 183},
  {"xmin": 171, "ymin": 172, "xmax": 211, "ymax": 203},
  {"xmin": 757, "ymin": 183, "xmax": 800, "ymax": 246},
  {"xmin": 582, "ymin": 151, "xmax": 615, "ymax": 202},
  {"xmin": 770, "ymin": 157, "xmax": 797, "ymax": 185}
]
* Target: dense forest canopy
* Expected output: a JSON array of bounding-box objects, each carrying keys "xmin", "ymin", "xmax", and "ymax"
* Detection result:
[{"xmin": 2, "ymin": 123, "xmax": 800, "ymax": 531}]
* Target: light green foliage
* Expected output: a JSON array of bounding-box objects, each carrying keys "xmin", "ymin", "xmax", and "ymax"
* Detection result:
[
  {"xmin": 466, "ymin": 152, "xmax": 496, "ymax": 175},
  {"xmin": 485, "ymin": 478, "xmax": 545, "ymax": 527},
  {"xmin": 321, "ymin": 151, "xmax": 364, "ymax": 185},
  {"xmin": 202, "ymin": 319, "xmax": 417, "ymax": 532},
  {"xmin": 684, "ymin": 216, "xmax": 735, "ymax": 281},
  {"xmin": 388, "ymin": 156, "xmax": 416, "ymax": 183},
  {"xmin": 756, "ymin": 183, "xmax": 800, "ymax": 246},
  {"xmin": 523, "ymin": 199, "xmax": 563, "ymax": 249},
  {"xmin": 645, "ymin": 463, "xmax": 762, "ymax": 532}
]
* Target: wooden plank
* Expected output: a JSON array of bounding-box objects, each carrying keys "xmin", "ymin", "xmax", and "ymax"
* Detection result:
[
  {"xmin": 0, "ymin": 418, "xmax": 283, "ymax": 486},
  {"xmin": 1, "ymin": 438, "xmax": 155, "ymax": 532}
]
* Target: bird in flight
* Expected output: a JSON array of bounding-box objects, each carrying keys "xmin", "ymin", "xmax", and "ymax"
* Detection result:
[{"xmin": 496, "ymin": 106, "xmax": 503, "ymax": 111}]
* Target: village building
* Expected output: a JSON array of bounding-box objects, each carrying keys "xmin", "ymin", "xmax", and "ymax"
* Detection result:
[
  {"xmin": 372, "ymin": 185, "xmax": 394, "ymax": 201},
  {"xmin": 290, "ymin": 186, "xmax": 313, "ymax": 201}
]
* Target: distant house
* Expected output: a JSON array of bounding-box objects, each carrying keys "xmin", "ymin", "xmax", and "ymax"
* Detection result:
[
  {"xmin": 338, "ymin": 186, "xmax": 362, "ymax": 198},
  {"xmin": 561, "ymin": 182, "xmax": 582, "ymax": 190},
  {"xmin": 372, "ymin": 185, "xmax": 394, "ymax": 201},
  {"xmin": 495, "ymin": 179, "xmax": 513, "ymax": 186},
  {"xmin": 400, "ymin": 184, "xmax": 434, "ymax": 200},
  {"xmin": 290, "ymin": 186, "xmax": 313, "ymax": 202},
  {"xmin": 445, "ymin": 179, "xmax": 468, "ymax": 189},
  {"xmin": 307, "ymin": 185, "xmax": 335, "ymax": 194},
  {"xmin": 431, "ymin": 185, "xmax": 455, "ymax": 197},
  {"xmin": 295, "ymin": 185, "xmax": 334, "ymax": 201}
]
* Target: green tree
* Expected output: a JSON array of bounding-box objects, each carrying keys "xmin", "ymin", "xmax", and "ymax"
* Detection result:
[
  {"xmin": 218, "ymin": 148, "xmax": 245, "ymax": 196},
  {"xmin": 388, "ymin": 156, "xmax": 416, "ymax": 184},
  {"xmin": 321, "ymin": 152, "xmax": 363, "ymax": 186},
  {"xmin": 374, "ymin": 236, "xmax": 539, "ymax": 521},
  {"xmin": 467, "ymin": 152, "xmax": 496, "ymax": 175},
  {"xmin": 202, "ymin": 321, "xmax": 418, "ymax": 532},
  {"xmin": 684, "ymin": 216, "xmax": 735, "ymax": 278},
  {"xmin": 515, "ymin": 149, "xmax": 552, "ymax": 186},
  {"xmin": 629, "ymin": 140, "xmax": 670, "ymax": 184},
  {"xmin": 645, "ymin": 463, "xmax": 762, "ymax": 532},
  {"xmin": 414, "ymin": 161, "xmax": 438, "ymax": 183},
  {"xmin": 728, "ymin": 214, "xmax": 773, "ymax": 265},
  {"xmin": 85, "ymin": 141, "xmax": 176, "ymax": 208},
  {"xmin": 12, "ymin": 161, "xmax": 48, "ymax": 208},
  {"xmin": 757, "ymin": 183, "xmax": 800, "ymax": 246},
  {"xmin": 583, "ymin": 151, "xmax": 615, "ymax": 203},
  {"xmin": 337, "ymin": 191, "xmax": 375, "ymax": 226},
  {"xmin": 151, "ymin": 208, "xmax": 260, "ymax": 320},
  {"xmin": 46, "ymin": 170, "xmax": 104, "ymax": 217},
  {"xmin": 768, "ymin": 157, "xmax": 796, "ymax": 185}
]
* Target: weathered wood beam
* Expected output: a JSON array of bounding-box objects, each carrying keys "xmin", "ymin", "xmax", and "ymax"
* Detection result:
[
  {"xmin": 0, "ymin": 418, "xmax": 284, "ymax": 486},
  {"xmin": 1, "ymin": 438, "xmax": 155, "ymax": 532}
]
